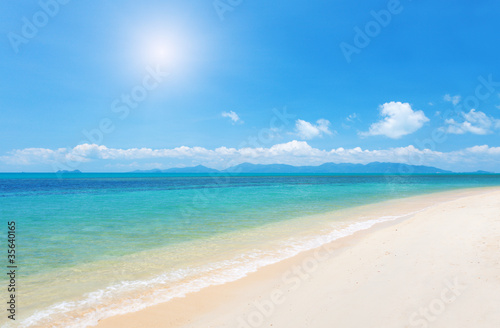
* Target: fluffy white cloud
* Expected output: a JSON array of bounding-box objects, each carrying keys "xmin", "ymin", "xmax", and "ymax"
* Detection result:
[
  {"xmin": 295, "ymin": 119, "xmax": 333, "ymax": 139},
  {"xmin": 221, "ymin": 111, "xmax": 243, "ymax": 124},
  {"xmin": 360, "ymin": 102, "xmax": 429, "ymax": 139},
  {"xmin": 444, "ymin": 94, "xmax": 461, "ymax": 105},
  {"xmin": 444, "ymin": 109, "xmax": 500, "ymax": 135},
  {"xmin": 2, "ymin": 142, "xmax": 500, "ymax": 172}
]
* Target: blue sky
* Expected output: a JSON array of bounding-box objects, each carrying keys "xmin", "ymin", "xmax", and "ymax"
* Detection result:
[{"xmin": 1, "ymin": 0, "xmax": 500, "ymax": 172}]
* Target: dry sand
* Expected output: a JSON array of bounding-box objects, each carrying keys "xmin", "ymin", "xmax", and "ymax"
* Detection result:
[{"xmin": 96, "ymin": 187, "xmax": 500, "ymax": 328}]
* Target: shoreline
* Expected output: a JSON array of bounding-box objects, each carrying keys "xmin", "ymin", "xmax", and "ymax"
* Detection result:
[{"xmin": 94, "ymin": 186, "xmax": 500, "ymax": 328}]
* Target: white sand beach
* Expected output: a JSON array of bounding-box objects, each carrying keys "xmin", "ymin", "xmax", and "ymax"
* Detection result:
[{"xmin": 96, "ymin": 187, "xmax": 500, "ymax": 328}]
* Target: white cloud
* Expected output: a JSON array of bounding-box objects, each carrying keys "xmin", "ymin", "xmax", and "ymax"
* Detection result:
[
  {"xmin": 360, "ymin": 102, "xmax": 429, "ymax": 139},
  {"xmin": 2, "ymin": 142, "xmax": 500, "ymax": 172},
  {"xmin": 342, "ymin": 113, "xmax": 359, "ymax": 130},
  {"xmin": 105, "ymin": 162, "xmax": 165, "ymax": 169},
  {"xmin": 221, "ymin": 111, "xmax": 243, "ymax": 124},
  {"xmin": 444, "ymin": 94, "xmax": 461, "ymax": 105},
  {"xmin": 444, "ymin": 109, "xmax": 500, "ymax": 135},
  {"xmin": 346, "ymin": 113, "xmax": 358, "ymax": 122},
  {"xmin": 295, "ymin": 119, "xmax": 333, "ymax": 139}
]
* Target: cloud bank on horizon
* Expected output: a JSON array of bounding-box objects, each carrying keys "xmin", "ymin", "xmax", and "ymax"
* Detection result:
[
  {"xmin": 2, "ymin": 141, "xmax": 500, "ymax": 173},
  {"xmin": 1, "ymin": 98, "xmax": 500, "ymax": 172}
]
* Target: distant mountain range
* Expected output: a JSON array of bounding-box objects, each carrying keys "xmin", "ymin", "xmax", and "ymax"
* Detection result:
[
  {"xmin": 223, "ymin": 162, "xmax": 452, "ymax": 174},
  {"xmin": 130, "ymin": 162, "xmax": 478, "ymax": 174},
  {"xmin": 56, "ymin": 169, "xmax": 82, "ymax": 174}
]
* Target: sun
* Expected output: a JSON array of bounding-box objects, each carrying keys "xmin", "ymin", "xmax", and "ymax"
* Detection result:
[
  {"xmin": 139, "ymin": 34, "xmax": 187, "ymax": 70},
  {"xmin": 146, "ymin": 42, "xmax": 172, "ymax": 65},
  {"xmin": 151, "ymin": 44, "xmax": 167, "ymax": 61},
  {"xmin": 127, "ymin": 22, "xmax": 202, "ymax": 82}
]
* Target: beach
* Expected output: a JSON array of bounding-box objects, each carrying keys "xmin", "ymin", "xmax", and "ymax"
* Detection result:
[{"xmin": 95, "ymin": 187, "xmax": 500, "ymax": 328}]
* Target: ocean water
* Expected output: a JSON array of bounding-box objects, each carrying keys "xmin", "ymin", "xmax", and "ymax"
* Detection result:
[{"xmin": 1, "ymin": 173, "xmax": 499, "ymax": 327}]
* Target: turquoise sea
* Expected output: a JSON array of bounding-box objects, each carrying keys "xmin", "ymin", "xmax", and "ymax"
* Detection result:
[{"xmin": 1, "ymin": 173, "xmax": 500, "ymax": 327}]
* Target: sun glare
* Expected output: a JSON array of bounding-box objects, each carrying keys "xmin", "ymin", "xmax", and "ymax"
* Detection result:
[
  {"xmin": 146, "ymin": 42, "xmax": 172, "ymax": 65},
  {"xmin": 126, "ymin": 21, "xmax": 203, "ymax": 86},
  {"xmin": 138, "ymin": 32, "xmax": 188, "ymax": 70}
]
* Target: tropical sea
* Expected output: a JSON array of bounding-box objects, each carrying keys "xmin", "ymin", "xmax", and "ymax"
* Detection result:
[{"xmin": 1, "ymin": 173, "xmax": 500, "ymax": 327}]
